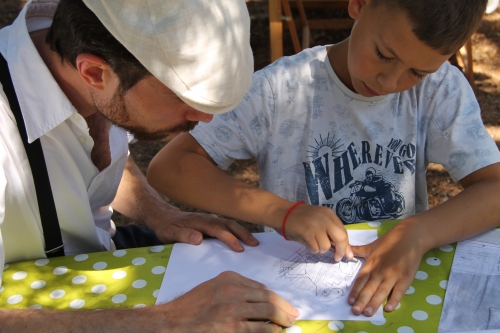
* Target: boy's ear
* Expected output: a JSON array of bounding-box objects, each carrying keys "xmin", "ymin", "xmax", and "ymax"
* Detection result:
[
  {"xmin": 348, "ymin": 0, "xmax": 371, "ymax": 20},
  {"xmin": 76, "ymin": 53, "xmax": 116, "ymax": 91}
]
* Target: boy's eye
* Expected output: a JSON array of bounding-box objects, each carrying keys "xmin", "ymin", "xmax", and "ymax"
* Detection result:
[{"xmin": 376, "ymin": 47, "xmax": 392, "ymax": 61}]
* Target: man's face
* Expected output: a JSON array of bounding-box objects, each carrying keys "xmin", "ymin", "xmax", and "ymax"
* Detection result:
[
  {"xmin": 91, "ymin": 76, "xmax": 213, "ymax": 141},
  {"xmin": 346, "ymin": 2, "xmax": 451, "ymax": 97}
]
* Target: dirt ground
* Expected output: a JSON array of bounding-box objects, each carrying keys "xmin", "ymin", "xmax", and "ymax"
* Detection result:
[{"xmin": 2, "ymin": 1, "xmax": 500, "ymax": 230}]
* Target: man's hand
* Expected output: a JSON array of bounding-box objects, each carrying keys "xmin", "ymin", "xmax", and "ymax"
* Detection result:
[
  {"xmin": 348, "ymin": 223, "xmax": 426, "ymax": 316},
  {"xmin": 0, "ymin": 272, "xmax": 298, "ymax": 332},
  {"xmin": 155, "ymin": 271, "xmax": 300, "ymax": 333},
  {"xmin": 149, "ymin": 209, "xmax": 259, "ymax": 252},
  {"xmin": 279, "ymin": 204, "xmax": 353, "ymax": 262},
  {"xmin": 112, "ymin": 156, "xmax": 259, "ymax": 252}
]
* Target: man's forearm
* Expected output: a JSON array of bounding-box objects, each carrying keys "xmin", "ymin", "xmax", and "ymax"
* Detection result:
[
  {"xmin": 0, "ymin": 307, "xmax": 154, "ymax": 333},
  {"xmin": 111, "ymin": 156, "xmax": 179, "ymax": 228}
]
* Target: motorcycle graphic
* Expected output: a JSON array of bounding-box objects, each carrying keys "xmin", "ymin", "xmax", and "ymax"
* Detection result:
[{"xmin": 335, "ymin": 168, "xmax": 405, "ymax": 224}]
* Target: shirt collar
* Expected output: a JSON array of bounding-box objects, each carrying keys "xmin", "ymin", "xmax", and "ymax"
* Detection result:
[{"xmin": 2, "ymin": 0, "xmax": 76, "ymax": 143}]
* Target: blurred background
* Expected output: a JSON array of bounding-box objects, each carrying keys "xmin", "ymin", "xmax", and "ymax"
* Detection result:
[{"xmin": 2, "ymin": 0, "xmax": 500, "ymax": 231}]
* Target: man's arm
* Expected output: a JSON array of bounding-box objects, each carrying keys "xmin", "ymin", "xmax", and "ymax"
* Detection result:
[
  {"xmin": 111, "ymin": 155, "xmax": 258, "ymax": 251},
  {"xmin": 348, "ymin": 162, "xmax": 500, "ymax": 316},
  {"xmin": 0, "ymin": 271, "xmax": 299, "ymax": 332},
  {"xmin": 147, "ymin": 133, "xmax": 352, "ymax": 261}
]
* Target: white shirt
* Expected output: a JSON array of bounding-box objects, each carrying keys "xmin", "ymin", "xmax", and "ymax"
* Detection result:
[
  {"xmin": 192, "ymin": 45, "xmax": 500, "ymax": 224},
  {"xmin": 0, "ymin": 0, "xmax": 129, "ymax": 284}
]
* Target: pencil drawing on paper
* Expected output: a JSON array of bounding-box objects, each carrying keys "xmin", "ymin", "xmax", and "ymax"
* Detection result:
[{"xmin": 275, "ymin": 247, "xmax": 361, "ymax": 303}]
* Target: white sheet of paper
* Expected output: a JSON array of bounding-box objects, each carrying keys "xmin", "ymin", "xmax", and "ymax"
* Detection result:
[
  {"xmin": 438, "ymin": 228, "xmax": 500, "ymax": 332},
  {"xmin": 156, "ymin": 230, "xmax": 383, "ymax": 321}
]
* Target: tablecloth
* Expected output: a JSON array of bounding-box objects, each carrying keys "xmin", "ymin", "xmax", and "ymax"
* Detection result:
[{"xmin": 0, "ymin": 220, "xmax": 454, "ymax": 332}]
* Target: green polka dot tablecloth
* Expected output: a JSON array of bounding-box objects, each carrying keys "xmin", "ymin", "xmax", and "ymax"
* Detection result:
[
  {"xmin": 0, "ymin": 245, "xmax": 170, "ymax": 310},
  {"xmin": 0, "ymin": 221, "xmax": 454, "ymax": 332}
]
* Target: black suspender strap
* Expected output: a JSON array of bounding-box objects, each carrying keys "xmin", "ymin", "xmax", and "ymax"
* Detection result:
[{"xmin": 0, "ymin": 53, "xmax": 65, "ymax": 257}]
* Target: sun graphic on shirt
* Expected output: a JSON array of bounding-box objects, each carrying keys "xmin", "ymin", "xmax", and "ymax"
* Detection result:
[{"xmin": 306, "ymin": 133, "xmax": 344, "ymax": 160}]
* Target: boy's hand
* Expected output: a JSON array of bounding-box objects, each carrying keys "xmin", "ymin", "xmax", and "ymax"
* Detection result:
[
  {"xmin": 280, "ymin": 204, "xmax": 353, "ymax": 262},
  {"xmin": 348, "ymin": 223, "xmax": 427, "ymax": 316}
]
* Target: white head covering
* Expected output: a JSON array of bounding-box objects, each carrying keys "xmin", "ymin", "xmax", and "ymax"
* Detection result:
[{"xmin": 82, "ymin": 0, "xmax": 253, "ymax": 114}]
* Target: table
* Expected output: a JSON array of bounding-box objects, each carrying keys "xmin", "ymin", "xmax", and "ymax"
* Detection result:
[{"xmin": 0, "ymin": 220, "xmax": 454, "ymax": 332}]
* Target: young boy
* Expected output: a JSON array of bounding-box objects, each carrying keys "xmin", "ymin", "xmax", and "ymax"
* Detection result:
[{"xmin": 147, "ymin": 0, "xmax": 500, "ymax": 317}]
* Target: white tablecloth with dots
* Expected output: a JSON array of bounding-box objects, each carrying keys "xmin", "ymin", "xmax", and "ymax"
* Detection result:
[{"xmin": 0, "ymin": 221, "xmax": 455, "ymax": 333}]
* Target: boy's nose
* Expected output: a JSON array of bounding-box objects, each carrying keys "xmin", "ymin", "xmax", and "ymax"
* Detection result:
[{"xmin": 377, "ymin": 71, "xmax": 400, "ymax": 93}]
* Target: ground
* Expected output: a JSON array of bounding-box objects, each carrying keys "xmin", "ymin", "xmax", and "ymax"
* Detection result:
[{"xmin": 2, "ymin": 1, "xmax": 500, "ymax": 230}]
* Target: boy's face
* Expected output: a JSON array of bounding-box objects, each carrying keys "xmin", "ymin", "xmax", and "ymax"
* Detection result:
[{"xmin": 345, "ymin": 0, "xmax": 452, "ymax": 97}]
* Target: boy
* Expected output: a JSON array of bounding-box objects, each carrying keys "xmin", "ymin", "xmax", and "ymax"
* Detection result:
[{"xmin": 147, "ymin": 0, "xmax": 500, "ymax": 317}]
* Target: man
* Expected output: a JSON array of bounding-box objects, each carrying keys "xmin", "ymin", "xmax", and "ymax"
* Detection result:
[{"xmin": 0, "ymin": 0, "xmax": 299, "ymax": 331}]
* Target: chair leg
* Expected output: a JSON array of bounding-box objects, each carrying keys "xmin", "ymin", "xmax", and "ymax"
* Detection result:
[
  {"xmin": 453, "ymin": 37, "xmax": 475, "ymax": 90},
  {"xmin": 295, "ymin": 0, "xmax": 312, "ymax": 49},
  {"xmin": 464, "ymin": 38, "xmax": 475, "ymax": 90},
  {"xmin": 269, "ymin": 0, "xmax": 284, "ymax": 62},
  {"xmin": 281, "ymin": 0, "xmax": 302, "ymax": 54}
]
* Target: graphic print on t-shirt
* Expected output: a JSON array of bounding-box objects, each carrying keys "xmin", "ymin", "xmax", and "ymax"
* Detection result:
[{"xmin": 303, "ymin": 132, "xmax": 414, "ymax": 224}]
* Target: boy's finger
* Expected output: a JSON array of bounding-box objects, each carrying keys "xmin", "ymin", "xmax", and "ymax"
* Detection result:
[
  {"xmin": 384, "ymin": 281, "xmax": 407, "ymax": 312},
  {"xmin": 348, "ymin": 269, "xmax": 370, "ymax": 305},
  {"xmin": 327, "ymin": 229, "xmax": 349, "ymax": 262},
  {"xmin": 351, "ymin": 245, "xmax": 369, "ymax": 258},
  {"xmin": 345, "ymin": 243, "xmax": 354, "ymax": 260},
  {"xmin": 302, "ymin": 238, "xmax": 320, "ymax": 254},
  {"xmin": 317, "ymin": 233, "xmax": 333, "ymax": 254},
  {"xmin": 351, "ymin": 276, "xmax": 381, "ymax": 315},
  {"xmin": 362, "ymin": 279, "xmax": 394, "ymax": 316},
  {"xmin": 332, "ymin": 244, "xmax": 345, "ymax": 262}
]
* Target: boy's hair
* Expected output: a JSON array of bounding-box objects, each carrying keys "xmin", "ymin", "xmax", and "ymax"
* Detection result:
[
  {"xmin": 371, "ymin": 0, "xmax": 487, "ymax": 55},
  {"xmin": 46, "ymin": 0, "xmax": 150, "ymax": 92}
]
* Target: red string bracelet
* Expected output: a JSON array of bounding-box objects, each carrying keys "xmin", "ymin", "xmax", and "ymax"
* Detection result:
[{"xmin": 281, "ymin": 201, "xmax": 305, "ymax": 241}]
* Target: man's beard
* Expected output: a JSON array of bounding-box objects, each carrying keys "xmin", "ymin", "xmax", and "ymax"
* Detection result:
[{"xmin": 90, "ymin": 90, "xmax": 198, "ymax": 142}]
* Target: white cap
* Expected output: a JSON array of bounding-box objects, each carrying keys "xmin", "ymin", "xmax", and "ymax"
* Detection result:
[{"xmin": 82, "ymin": 0, "xmax": 253, "ymax": 114}]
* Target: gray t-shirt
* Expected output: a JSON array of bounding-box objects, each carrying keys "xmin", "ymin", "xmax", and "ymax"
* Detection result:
[{"xmin": 191, "ymin": 45, "xmax": 500, "ymax": 224}]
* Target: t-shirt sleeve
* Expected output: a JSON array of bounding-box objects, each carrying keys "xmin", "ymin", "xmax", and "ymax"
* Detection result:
[
  {"xmin": 190, "ymin": 69, "xmax": 275, "ymax": 170},
  {"xmin": 423, "ymin": 64, "xmax": 500, "ymax": 181}
]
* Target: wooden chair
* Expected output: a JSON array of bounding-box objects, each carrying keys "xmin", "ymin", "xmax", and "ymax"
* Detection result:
[
  {"xmin": 450, "ymin": 38, "xmax": 475, "ymax": 90},
  {"xmin": 281, "ymin": 0, "xmax": 311, "ymax": 53},
  {"xmin": 274, "ymin": 0, "xmax": 353, "ymax": 59}
]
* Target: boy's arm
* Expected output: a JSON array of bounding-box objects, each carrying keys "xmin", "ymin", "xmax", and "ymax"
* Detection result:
[
  {"xmin": 348, "ymin": 162, "xmax": 500, "ymax": 316},
  {"xmin": 147, "ymin": 133, "xmax": 352, "ymax": 260},
  {"xmin": 111, "ymin": 156, "xmax": 258, "ymax": 252}
]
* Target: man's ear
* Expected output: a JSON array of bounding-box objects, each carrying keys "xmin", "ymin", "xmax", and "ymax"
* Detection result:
[
  {"xmin": 75, "ymin": 54, "xmax": 116, "ymax": 91},
  {"xmin": 348, "ymin": 0, "xmax": 371, "ymax": 20}
]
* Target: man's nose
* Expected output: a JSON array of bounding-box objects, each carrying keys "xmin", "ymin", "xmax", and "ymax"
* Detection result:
[{"xmin": 186, "ymin": 110, "xmax": 214, "ymax": 123}]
